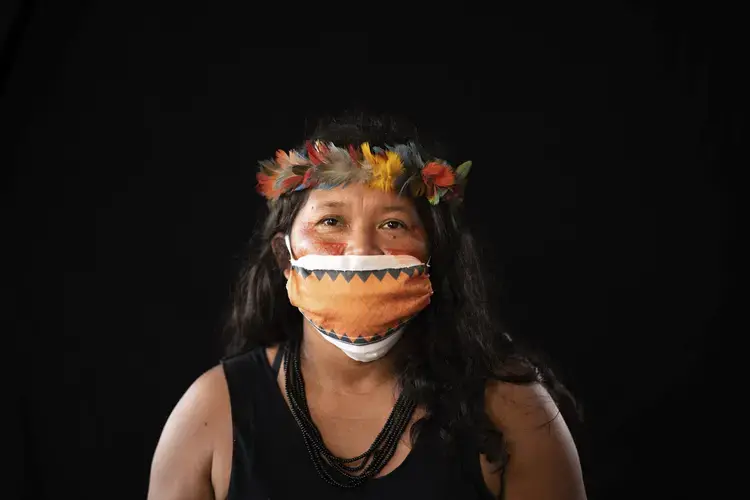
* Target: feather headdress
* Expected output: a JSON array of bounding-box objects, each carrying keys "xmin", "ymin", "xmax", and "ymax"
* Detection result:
[{"xmin": 256, "ymin": 140, "xmax": 472, "ymax": 206}]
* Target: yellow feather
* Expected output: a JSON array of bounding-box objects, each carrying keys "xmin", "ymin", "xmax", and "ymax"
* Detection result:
[
  {"xmin": 361, "ymin": 143, "xmax": 376, "ymax": 165},
  {"xmin": 361, "ymin": 143, "xmax": 403, "ymax": 191}
]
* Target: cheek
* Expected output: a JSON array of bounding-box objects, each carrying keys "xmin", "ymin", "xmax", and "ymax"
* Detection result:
[
  {"xmin": 383, "ymin": 239, "xmax": 429, "ymax": 261},
  {"xmin": 383, "ymin": 247, "xmax": 429, "ymax": 261},
  {"xmin": 316, "ymin": 242, "xmax": 347, "ymax": 255},
  {"xmin": 410, "ymin": 227, "xmax": 428, "ymax": 247},
  {"xmin": 295, "ymin": 223, "xmax": 347, "ymax": 256},
  {"xmin": 382, "ymin": 227, "xmax": 428, "ymax": 260}
]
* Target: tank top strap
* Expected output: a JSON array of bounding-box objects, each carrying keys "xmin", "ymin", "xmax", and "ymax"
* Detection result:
[
  {"xmin": 271, "ymin": 343, "xmax": 284, "ymax": 375},
  {"xmin": 220, "ymin": 347, "xmax": 280, "ymax": 500},
  {"xmin": 221, "ymin": 347, "xmax": 273, "ymax": 427}
]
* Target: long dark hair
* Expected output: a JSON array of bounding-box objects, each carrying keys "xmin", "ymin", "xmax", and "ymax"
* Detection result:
[{"xmin": 223, "ymin": 112, "xmax": 578, "ymax": 467}]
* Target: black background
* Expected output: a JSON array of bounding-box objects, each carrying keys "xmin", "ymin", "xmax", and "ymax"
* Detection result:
[{"xmin": 4, "ymin": 1, "xmax": 738, "ymax": 499}]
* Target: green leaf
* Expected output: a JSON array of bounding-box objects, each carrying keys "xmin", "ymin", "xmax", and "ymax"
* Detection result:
[{"xmin": 455, "ymin": 161, "xmax": 472, "ymax": 180}]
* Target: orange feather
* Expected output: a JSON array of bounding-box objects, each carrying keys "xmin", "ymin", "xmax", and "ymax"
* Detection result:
[{"xmin": 421, "ymin": 162, "xmax": 455, "ymax": 187}]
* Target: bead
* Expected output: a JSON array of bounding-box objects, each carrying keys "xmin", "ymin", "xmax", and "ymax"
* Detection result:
[{"xmin": 283, "ymin": 338, "xmax": 416, "ymax": 488}]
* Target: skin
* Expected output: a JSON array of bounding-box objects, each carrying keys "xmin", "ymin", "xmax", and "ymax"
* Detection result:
[{"xmin": 147, "ymin": 184, "xmax": 587, "ymax": 500}]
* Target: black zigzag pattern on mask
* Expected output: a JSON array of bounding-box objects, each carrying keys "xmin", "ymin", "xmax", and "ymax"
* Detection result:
[
  {"xmin": 292, "ymin": 265, "xmax": 426, "ymax": 282},
  {"xmin": 305, "ymin": 316, "xmax": 414, "ymax": 345}
]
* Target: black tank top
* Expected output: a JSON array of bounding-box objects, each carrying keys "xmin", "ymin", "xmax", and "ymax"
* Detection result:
[{"xmin": 221, "ymin": 346, "xmax": 496, "ymax": 500}]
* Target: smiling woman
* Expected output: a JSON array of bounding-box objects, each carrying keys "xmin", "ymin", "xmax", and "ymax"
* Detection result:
[{"xmin": 146, "ymin": 113, "xmax": 587, "ymax": 500}]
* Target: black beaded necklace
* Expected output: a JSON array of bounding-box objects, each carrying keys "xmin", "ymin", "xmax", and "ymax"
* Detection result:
[{"xmin": 283, "ymin": 337, "xmax": 417, "ymax": 488}]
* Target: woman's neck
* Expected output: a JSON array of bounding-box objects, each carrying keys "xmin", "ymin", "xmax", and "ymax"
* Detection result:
[{"xmin": 300, "ymin": 322, "xmax": 397, "ymax": 396}]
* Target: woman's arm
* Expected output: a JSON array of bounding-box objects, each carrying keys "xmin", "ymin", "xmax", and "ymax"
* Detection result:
[
  {"xmin": 483, "ymin": 381, "xmax": 587, "ymax": 500},
  {"xmin": 147, "ymin": 366, "xmax": 231, "ymax": 500}
]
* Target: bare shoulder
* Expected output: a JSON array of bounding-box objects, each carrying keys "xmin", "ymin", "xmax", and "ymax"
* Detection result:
[
  {"xmin": 160, "ymin": 365, "xmax": 231, "ymax": 443},
  {"xmin": 484, "ymin": 380, "xmax": 562, "ymax": 437},
  {"xmin": 483, "ymin": 380, "xmax": 587, "ymax": 500},
  {"xmin": 148, "ymin": 365, "xmax": 233, "ymax": 500}
]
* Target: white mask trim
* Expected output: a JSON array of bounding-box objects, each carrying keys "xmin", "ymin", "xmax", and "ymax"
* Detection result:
[{"xmin": 310, "ymin": 319, "xmax": 407, "ymax": 362}]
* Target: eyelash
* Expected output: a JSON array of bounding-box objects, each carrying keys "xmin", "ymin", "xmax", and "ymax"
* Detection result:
[
  {"xmin": 318, "ymin": 217, "xmax": 341, "ymax": 227},
  {"xmin": 316, "ymin": 217, "xmax": 408, "ymax": 230},
  {"xmin": 381, "ymin": 219, "xmax": 407, "ymax": 230}
]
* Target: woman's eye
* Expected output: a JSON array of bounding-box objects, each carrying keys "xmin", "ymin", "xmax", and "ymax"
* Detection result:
[
  {"xmin": 319, "ymin": 217, "xmax": 340, "ymax": 226},
  {"xmin": 382, "ymin": 220, "xmax": 407, "ymax": 230}
]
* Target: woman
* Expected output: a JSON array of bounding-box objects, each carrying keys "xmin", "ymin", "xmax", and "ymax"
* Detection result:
[{"xmin": 147, "ymin": 115, "xmax": 587, "ymax": 499}]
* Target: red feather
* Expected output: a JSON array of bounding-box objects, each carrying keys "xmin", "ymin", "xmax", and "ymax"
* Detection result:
[
  {"xmin": 301, "ymin": 167, "xmax": 316, "ymax": 188},
  {"xmin": 422, "ymin": 162, "xmax": 455, "ymax": 187},
  {"xmin": 306, "ymin": 141, "xmax": 323, "ymax": 165},
  {"xmin": 279, "ymin": 174, "xmax": 303, "ymax": 191},
  {"xmin": 348, "ymin": 144, "xmax": 359, "ymax": 162}
]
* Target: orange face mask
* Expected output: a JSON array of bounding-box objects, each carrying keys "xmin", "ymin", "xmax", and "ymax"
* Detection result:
[{"xmin": 285, "ymin": 235, "xmax": 433, "ymax": 362}]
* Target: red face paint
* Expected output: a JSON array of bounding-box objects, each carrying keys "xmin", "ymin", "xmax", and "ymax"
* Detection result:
[
  {"xmin": 295, "ymin": 224, "xmax": 348, "ymax": 256},
  {"xmin": 316, "ymin": 241, "xmax": 347, "ymax": 255},
  {"xmin": 300, "ymin": 222, "xmax": 319, "ymax": 237},
  {"xmin": 294, "ymin": 241, "xmax": 347, "ymax": 257}
]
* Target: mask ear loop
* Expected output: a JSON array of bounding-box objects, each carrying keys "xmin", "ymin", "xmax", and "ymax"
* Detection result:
[{"xmin": 284, "ymin": 234, "xmax": 297, "ymax": 263}]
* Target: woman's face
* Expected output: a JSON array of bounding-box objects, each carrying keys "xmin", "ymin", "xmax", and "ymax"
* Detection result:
[{"xmin": 288, "ymin": 184, "xmax": 428, "ymax": 262}]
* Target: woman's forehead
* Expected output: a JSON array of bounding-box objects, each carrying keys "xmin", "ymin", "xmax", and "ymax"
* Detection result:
[{"xmin": 302, "ymin": 185, "xmax": 417, "ymax": 212}]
